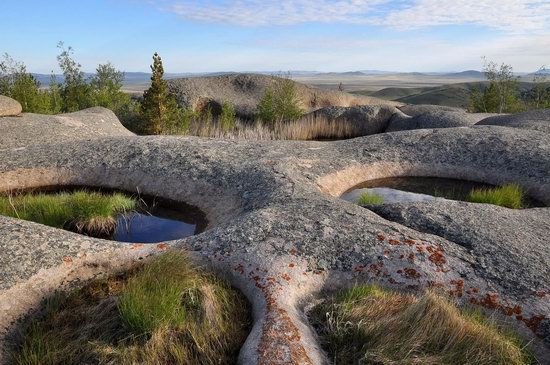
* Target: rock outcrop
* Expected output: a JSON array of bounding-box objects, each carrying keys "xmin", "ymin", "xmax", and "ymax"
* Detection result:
[
  {"xmin": 386, "ymin": 108, "xmax": 480, "ymax": 132},
  {"xmin": 0, "ymin": 110, "xmax": 549, "ymax": 363},
  {"xmin": 168, "ymin": 73, "xmax": 402, "ymax": 118},
  {"xmin": 0, "ymin": 107, "xmax": 134, "ymax": 150},
  {"xmin": 476, "ymin": 109, "xmax": 550, "ymax": 134},
  {"xmin": 0, "ymin": 96, "xmax": 22, "ymax": 117},
  {"xmin": 309, "ymin": 104, "xmax": 399, "ymax": 135}
]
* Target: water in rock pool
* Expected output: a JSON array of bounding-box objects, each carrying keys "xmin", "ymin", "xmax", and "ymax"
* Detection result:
[
  {"xmin": 113, "ymin": 207, "xmax": 200, "ymax": 243},
  {"xmin": 341, "ymin": 176, "xmax": 544, "ymax": 207},
  {"xmin": 2, "ymin": 186, "xmax": 207, "ymax": 243}
]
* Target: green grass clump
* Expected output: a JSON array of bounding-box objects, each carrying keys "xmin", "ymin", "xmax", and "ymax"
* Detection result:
[
  {"xmin": 0, "ymin": 190, "xmax": 136, "ymax": 236},
  {"xmin": 13, "ymin": 251, "xmax": 251, "ymax": 365},
  {"xmin": 310, "ymin": 284, "xmax": 532, "ymax": 365},
  {"xmin": 466, "ymin": 183, "xmax": 525, "ymax": 209},
  {"xmin": 357, "ymin": 191, "xmax": 384, "ymax": 206}
]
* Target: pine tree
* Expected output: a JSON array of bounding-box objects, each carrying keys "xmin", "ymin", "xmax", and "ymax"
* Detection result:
[{"xmin": 140, "ymin": 53, "xmax": 180, "ymax": 135}]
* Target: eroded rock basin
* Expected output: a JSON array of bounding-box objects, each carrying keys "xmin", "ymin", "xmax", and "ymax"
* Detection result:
[
  {"xmin": 0, "ymin": 186, "xmax": 208, "ymax": 243},
  {"xmin": 341, "ymin": 176, "xmax": 545, "ymax": 207}
]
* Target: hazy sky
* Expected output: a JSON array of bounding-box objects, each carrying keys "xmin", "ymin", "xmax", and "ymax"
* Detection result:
[{"xmin": 2, "ymin": 0, "xmax": 550, "ymax": 73}]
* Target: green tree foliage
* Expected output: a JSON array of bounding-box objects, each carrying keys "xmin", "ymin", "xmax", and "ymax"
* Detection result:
[
  {"xmin": 90, "ymin": 62, "xmax": 131, "ymax": 115},
  {"xmin": 140, "ymin": 53, "xmax": 182, "ymax": 135},
  {"xmin": 0, "ymin": 54, "xmax": 52, "ymax": 113},
  {"xmin": 56, "ymin": 42, "xmax": 92, "ymax": 112},
  {"xmin": 219, "ymin": 101, "xmax": 236, "ymax": 131},
  {"xmin": 257, "ymin": 75, "xmax": 303, "ymax": 124},
  {"xmin": 528, "ymin": 67, "xmax": 550, "ymax": 109},
  {"xmin": 470, "ymin": 58, "xmax": 522, "ymax": 113}
]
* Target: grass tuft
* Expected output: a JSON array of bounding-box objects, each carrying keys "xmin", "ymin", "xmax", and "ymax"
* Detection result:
[
  {"xmin": 310, "ymin": 284, "xmax": 533, "ymax": 365},
  {"xmin": 0, "ymin": 190, "xmax": 137, "ymax": 237},
  {"xmin": 357, "ymin": 191, "xmax": 384, "ymax": 205},
  {"xmin": 467, "ymin": 183, "xmax": 525, "ymax": 209},
  {"xmin": 13, "ymin": 250, "xmax": 251, "ymax": 365}
]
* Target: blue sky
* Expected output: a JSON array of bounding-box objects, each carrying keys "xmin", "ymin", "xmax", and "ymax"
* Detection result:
[{"xmin": 2, "ymin": 0, "xmax": 549, "ymax": 73}]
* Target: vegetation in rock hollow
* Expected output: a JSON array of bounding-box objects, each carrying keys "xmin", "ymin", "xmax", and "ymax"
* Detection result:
[
  {"xmin": 357, "ymin": 191, "xmax": 384, "ymax": 205},
  {"xmin": 466, "ymin": 183, "xmax": 525, "ymax": 209},
  {"xmin": 310, "ymin": 284, "xmax": 533, "ymax": 365},
  {"xmin": 0, "ymin": 190, "xmax": 136, "ymax": 237},
  {"xmin": 13, "ymin": 250, "xmax": 251, "ymax": 365}
]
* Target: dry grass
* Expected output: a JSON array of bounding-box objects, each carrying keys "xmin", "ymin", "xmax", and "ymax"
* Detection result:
[
  {"xmin": 310, "ymin": 285, "xmax": 533, "ymax": 365},
  {"xmin": 13, "ymin": 251, "xmax": 251, "ymax": 365},
  {"xmin": 163, "ymin": 114, "xmax": 374, "ymax": 141}
]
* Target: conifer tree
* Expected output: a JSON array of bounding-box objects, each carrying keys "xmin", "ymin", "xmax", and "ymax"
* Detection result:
[{"xmin": 140, "ymin": 52, "xmax": 180, "ymax": 135}]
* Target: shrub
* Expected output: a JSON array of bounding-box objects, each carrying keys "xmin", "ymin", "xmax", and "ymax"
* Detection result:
[
  {"xmin": 0, "ymin": 190, "xmax": 136, "ymax": 237},
  {"xmin": 357, "ymin": 191, "xmax": 384, "ymax": 205},
  {"xmin": 219, "ymin": 101, "xmax": 236, "ymax": 132},
  {"xmin": 13, "ymin": 251, "xmax": 251, "ymax": 365},
  {"xmin": 310, "ymin": 284, "xmax": 532, "ymax": 365},
  {"xmin": 466, "ymin": 183, "xmax": 525, "ymax": 209},
  {"xmin": 257, "ymin": 75, "xmax": 303, "ymax": 124}
]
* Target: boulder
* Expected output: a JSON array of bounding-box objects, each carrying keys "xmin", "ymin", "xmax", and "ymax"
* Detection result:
[
  {"xmin": 0, "ymin": 96, "xmax": 22, "ymax": 117},
  {"xmin": 309, "ymin": 104, "xmax": 400, "ymax": 135},
  {"xmin": 386, "ymin": 109, "xmax": 479, "ymax": 132},
  {"xmin": 0, "ymin": 107, "xmax": 134, "ymax": 149},
  {"xmin": 476, "ymin": 109, "xmax": 550, "ymax": 134}
]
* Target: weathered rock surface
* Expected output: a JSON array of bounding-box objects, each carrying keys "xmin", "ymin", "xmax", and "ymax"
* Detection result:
[
  {"xmin": 399, "ymin": 104, "xmax": 466, "ymax": 116},
  {"xmin": 309, "ymin": 104, "xmax": 399, "ymax": 135},
  {"xmin": 476, "ymin": 109, "xmax": 550, "ymax": 133},
  {"xmin": 0, "ymin": 96, "xmax": 22, "ymax": 117},
  {"xmin": 0, "ymin": 107, "xmax": 134, "ymax": 150},
  {"xmin": 369, "ymin": 200, "xmax": 550, "ymax": 294},
  {"xmin": 168, "ymin": 73, "xmax": 402, "ymax": 118},
  {"xmin": 0, "ymin": 111, "xmax": 549, "ymax": 363},
  {"xmin": 386, "ymin": 109, "xmax": 480, "ymax": 132}
]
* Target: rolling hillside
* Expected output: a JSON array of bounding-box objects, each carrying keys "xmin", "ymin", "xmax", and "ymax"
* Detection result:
[{"xmin": 354, "ymin": 81, "xmax": 536, "ymax": 109}]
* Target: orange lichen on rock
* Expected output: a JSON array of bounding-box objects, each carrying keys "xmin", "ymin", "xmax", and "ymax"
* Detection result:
[
  {"xmin": 404, "ymin": 239, "xmax": 416, "ymax": 246},
  {"xmin": 258, "ymin": 280, "xmax": 312, "ymax": 365},
  {"xmin": 427, "ymin": 246, "xmax": 447, "ymax": 268},
  {"xmin": 402, "ymin": 268, "xmax": 421, "ymax": 279}
]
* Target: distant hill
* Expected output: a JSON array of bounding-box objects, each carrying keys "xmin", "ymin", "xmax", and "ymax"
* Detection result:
[
  {"xmin": 442, "ymin": 70, "xmax": 485, "ymax": 78},
  {"xmin": 354, "ymin": 81, "xmax": 536, "ymax": 108}
]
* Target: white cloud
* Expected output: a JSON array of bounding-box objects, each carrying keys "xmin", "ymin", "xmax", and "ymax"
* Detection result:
[
  {"xmin": 163, "ymin": 0, "xmax": 387, "ymax": 26},
  {"xmin": 382, "ymin": 0, "xmax": 550, "ymax": 33},
  {"xmin": 154, "ymin": 0, "xmax": 550, "ymax": 33}
]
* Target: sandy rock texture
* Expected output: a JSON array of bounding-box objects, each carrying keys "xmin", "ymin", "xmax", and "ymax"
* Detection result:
[
  {"xmin": 0, "ymin": 108, "xmax": 549, "ymax": 364},
  {"xmin": 168, "ymin": 73, "xmax": 402, "ymax": 118},
  {"xmin": 0, "ymin": 96, "xmax": 22, "ymax": 117}
]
